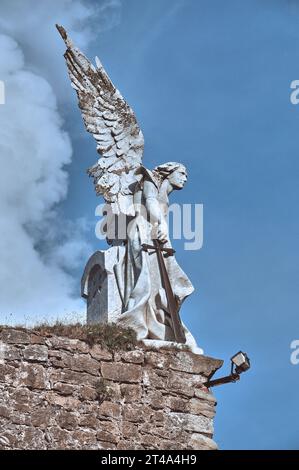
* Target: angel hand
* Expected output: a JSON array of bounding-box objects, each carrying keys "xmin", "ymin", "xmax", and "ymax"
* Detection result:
[{"xmin": 156, "ymin": 221, "xmax": 169, "ymax": 243}]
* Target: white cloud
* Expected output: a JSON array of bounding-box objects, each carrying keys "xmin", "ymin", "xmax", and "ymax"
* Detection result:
[
  {"xmin": 0, "ymin": 0, "xmax": 122, "ymax": 100},
  {"xmin": 0, "ymin": 1, "xmax": 122, "ymax": 325}
]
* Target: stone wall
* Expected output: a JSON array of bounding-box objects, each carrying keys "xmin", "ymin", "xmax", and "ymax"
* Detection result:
[{"xmin": 0, "ymin": 327, "xmax": 223, "ymax": 450}]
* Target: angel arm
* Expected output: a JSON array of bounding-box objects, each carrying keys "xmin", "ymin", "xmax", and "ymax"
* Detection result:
[{"xmin": 143, "ymin": 179, "xmax": 169, "ymax": 243}]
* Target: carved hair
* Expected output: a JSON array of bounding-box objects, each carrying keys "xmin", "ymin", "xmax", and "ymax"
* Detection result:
[{"xmin": 152, "ymin": 162, "xmax": 186, "ymax": 185}]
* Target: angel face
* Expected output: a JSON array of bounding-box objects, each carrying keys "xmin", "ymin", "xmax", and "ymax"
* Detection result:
[{"xmin": 167, "ymin": 167, "xmax": 188, "ymax": 190}]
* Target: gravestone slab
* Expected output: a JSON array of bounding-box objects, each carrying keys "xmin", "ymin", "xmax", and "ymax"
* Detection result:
[{"xmin": 81, "ymin": 247, "xmax": 124, "ymax": 324}]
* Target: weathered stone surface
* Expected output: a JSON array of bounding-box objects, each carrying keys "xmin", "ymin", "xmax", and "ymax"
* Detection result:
[
  {"xmin": 47, "ymin": 336, "xmax": 89, "ymax": 353},
  {"xmin": 3, "ymin": 345, "xmax": 21, "ymax": 361},
  {"xmin": 0, "ymin": 405, "xmax": 10, "ymax": 419},
  {"xmin": 194, "ymin": 386, "xmax": 217, "ymax": 403},
  {"xmin": 123, "ymin": 404, "xmax": 146, "ymax": 423},
  {"xmin": 11, "ymin": 388, "xmax": 32, "ymax": 412},
  {"xmin": 52, "ymin": 382, "xmax": 77, "ymax": 396},
  {"xmin": 121, "ymin": 350, "xmax": 144, "ymax": 364},
  {"xmin": 167, "ymin": 370, "xmax": 202, "ymax": 397},
  {"xmin": 23, "ymin": 345, "xmax": 48, "ymax": 362},
  {"xmin": 79, "ymin": 414, "xmax": 99, "ymax": 430},
  {"xmin": 0, "ymin": 434, "xmax": 13, "ymax": 448},
  {"xmin": 105, "ymin": 381, "xmax": 121, "ymax": 400},
  {"xmin": 150, "ymin": 409, "xmax": 165, "ymax": 424},
  {"xmin": 69, "ymin": 354, "xmax": 100, "ymax": 375},
  {"xmin": 143, "ymin": 368, "xmax": 168, "ymax": 389},
  {"xmin": 189, "ymin": 433, "xmax": 218, "ymax": 450},
  {"xmin": 50, "ymin": 369, "xmax": 98, "ymax": 387},
  {"xmin": 79, "ymin": 385, "xmax": 97, "ymax": 401},
  {"xmin": 0, "ymin": 363, "xmax": 18, "ymax": 384},
  {"xmin": 31, "ymin": 409, "xmax": 51, "ymax": 428},
  {"xmin": 17, "ymin": 363, "xmax": 47, "ymax": 390},
  {"xmin": 139, "ymin": 433, "xmax": 173, "ymax": 450},
  {"xmin": 99, "ymin": 420, "xmax": 119, "ymax": 436},
  {"xmin": 120, "ymin": 384, "xmax": 142, "ymax": 403},
  {"xmin": 189, "ymin": 398, "xmax": 216, "ymax": 418},
  {"xmin": 45, "ymin": 392, "xmax": 81, "ymax": 410},
  {"xmin": 49, "ymin": 426, "xmax": 74, "ymax": 449},
  {"xmin": 56, "ymin": 411, "xmax": 78, "ymax": 430},
  {"xmin": 101, "ymin": 362, "xmax": 142, "ymax": 383},
  {"xmin": 117, "ymin": 440, "xmax": 144, "ymax": 450},
  {"xmin": 96, "ymin": 430, "xmax": 119, "ymax": 444},
  {"xmin": 169, "ymin": 352, "xmax": 223, "ymax": 377},
  {"xmin": 10, "ymin": 413, "xmax": 31, "ymax": 426},
  {"xmin": 0, "ymin": 327, "xmax": 221, "ymax": 450},
  {"xmin": 168, "ymin": 412, "xmax": 213, "ymax": 434},
  {"xmin": 73, "ymin": 430, "xmax": 97, "ymax": 446},
  {"xmin": 144, "ymin": 423, "xmax": 187, "ymax": 441},
  {"xmin": 98, "ymin": 440, "xmax": 117, "ymax": 450},
  {"xmin": 144, "ymin": 390, "xmax": 164, "ymax": 409},
  {"xmin": 90, "ymin": 344, "xmax": 112, "ymax": 361},
  {"xmin": 98, "ymin": 401, "xmax": 121, "ymax": 418},
  {"xmin": 166, "ymin": 395, "xmax": 189, "ymax": 412},
  {"xmin": 121, "ymin": 421, "xmax": 138, "ymax": 439},
  {"xmin": 21, "ymin": 426, "xmax": 46, "ymax": 450},
  {"xmin": 0, "ymin": 329, "xmax": 30, "ymax": 344},
  {"xmin": 30, "ymin": 333, "xmax": 46, "ymax": 345},
  {"xmin": 0, "ymin": 429, "xmax": 19, "ymax": 448},
  {"xmin": 51, "ymin": 351, "xmax": 100, "ymax": 374},
  {"xmin": 145, "ymin": 351, "xmax": 169, "ymax": 369}
]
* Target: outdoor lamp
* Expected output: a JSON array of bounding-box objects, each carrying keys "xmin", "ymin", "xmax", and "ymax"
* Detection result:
[
  {"xmin": 205, "ymin": 350, "xmax": 251, "ymax": 388},
  {"xmin": 230, "ymin": 351, "xmax": 250, "ymax": 375}
]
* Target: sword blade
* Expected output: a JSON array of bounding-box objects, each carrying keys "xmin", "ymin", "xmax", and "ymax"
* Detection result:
[{"xmin": 153, "ymin": 240, "xmax": 186, "ymax": 344}]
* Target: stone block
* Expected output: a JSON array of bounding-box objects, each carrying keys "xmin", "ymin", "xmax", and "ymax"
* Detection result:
[
  {"xmin": 17, "ymin": 363, "xmax": 47, "ymax": 390},
  {"xmin": 23, "ymin": 345, "xmax": 48, "ymax": 362},
  {"xmin": 189, "ymin": 433, "xmax": 218, "ymax": 450},
  {"xmin": 90, "ymin": 344, "xmax": 112, "ymax": 361},
  {"xmin": 79, "ymin": 414, "xmax": 99, "ymax": 430},
  {"xmin": 31, "ymin": 409, "xmax": 51, "ymax": 428},
  {"xmin": 189, "ymin": 397, "xmax": 216, "ymax": 418},
  {"xmin": 101, "ymin": 362, "xmax": 142, "ymax": 383},
  {"xmin": 45, "ymin": 392, "xmax": 81, "ymax": 410},
  {"xmin": 0, "ymin": 329, "xmax": 30, "ymax": 344},
  {"xmin": 52, "ymin": 382, "xmax": 77, "ymax": 396},
  {"xmin": 121, "ymin": 350, "xmax": 144, "ymax": 364},
  {"xmin": 168, "ymin": 412, "xmax": 213, "ymax": 434},
  {"xmin": 56, "ymin": 411, "xmax": 78, "ymax": 430},
  {"xmin": 121, "ymin": 421, "xmax": 138, "ymax": 439},
  {"xmin": 98, "ymin": 401, "xmax": 121, "ymax": 418},
  {"xmin": 120, "ymin": 384, "xmax": 142, "ymax": 403}
]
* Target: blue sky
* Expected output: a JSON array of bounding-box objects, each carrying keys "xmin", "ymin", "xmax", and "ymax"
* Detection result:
[{"xmin": 1, "ymin": 0, "xmax": 299, "ymax": 449}]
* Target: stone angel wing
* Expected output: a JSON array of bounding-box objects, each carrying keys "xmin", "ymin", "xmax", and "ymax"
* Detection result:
[{"xmin": 56, "ymin": 25, "xmax": 144, "ymax": 215}]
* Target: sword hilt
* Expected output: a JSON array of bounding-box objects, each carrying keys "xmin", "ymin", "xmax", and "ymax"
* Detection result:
[{"xmin": 141, "ymin": 243, "xmax": 175, "ymax": 257}]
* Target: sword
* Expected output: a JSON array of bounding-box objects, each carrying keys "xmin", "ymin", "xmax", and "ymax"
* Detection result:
[{"xmin": 142, "ymin": 241, "xmax": 186, "ymax": 344}]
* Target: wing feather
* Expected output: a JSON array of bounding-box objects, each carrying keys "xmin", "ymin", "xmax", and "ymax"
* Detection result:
[{"xmin": 56, "ymin": 25, "xmax": 144, "ymax": 213}]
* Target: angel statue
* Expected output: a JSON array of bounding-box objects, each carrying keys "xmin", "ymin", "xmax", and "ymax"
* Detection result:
[{"xmin": 57, "ymin": 25, "xmax": 203, "ymax": 354}]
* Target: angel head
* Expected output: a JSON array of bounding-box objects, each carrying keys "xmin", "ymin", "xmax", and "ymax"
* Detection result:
[{"xmin": 152, "ymin": 162, "xmax": 187, "ymax": 191}]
